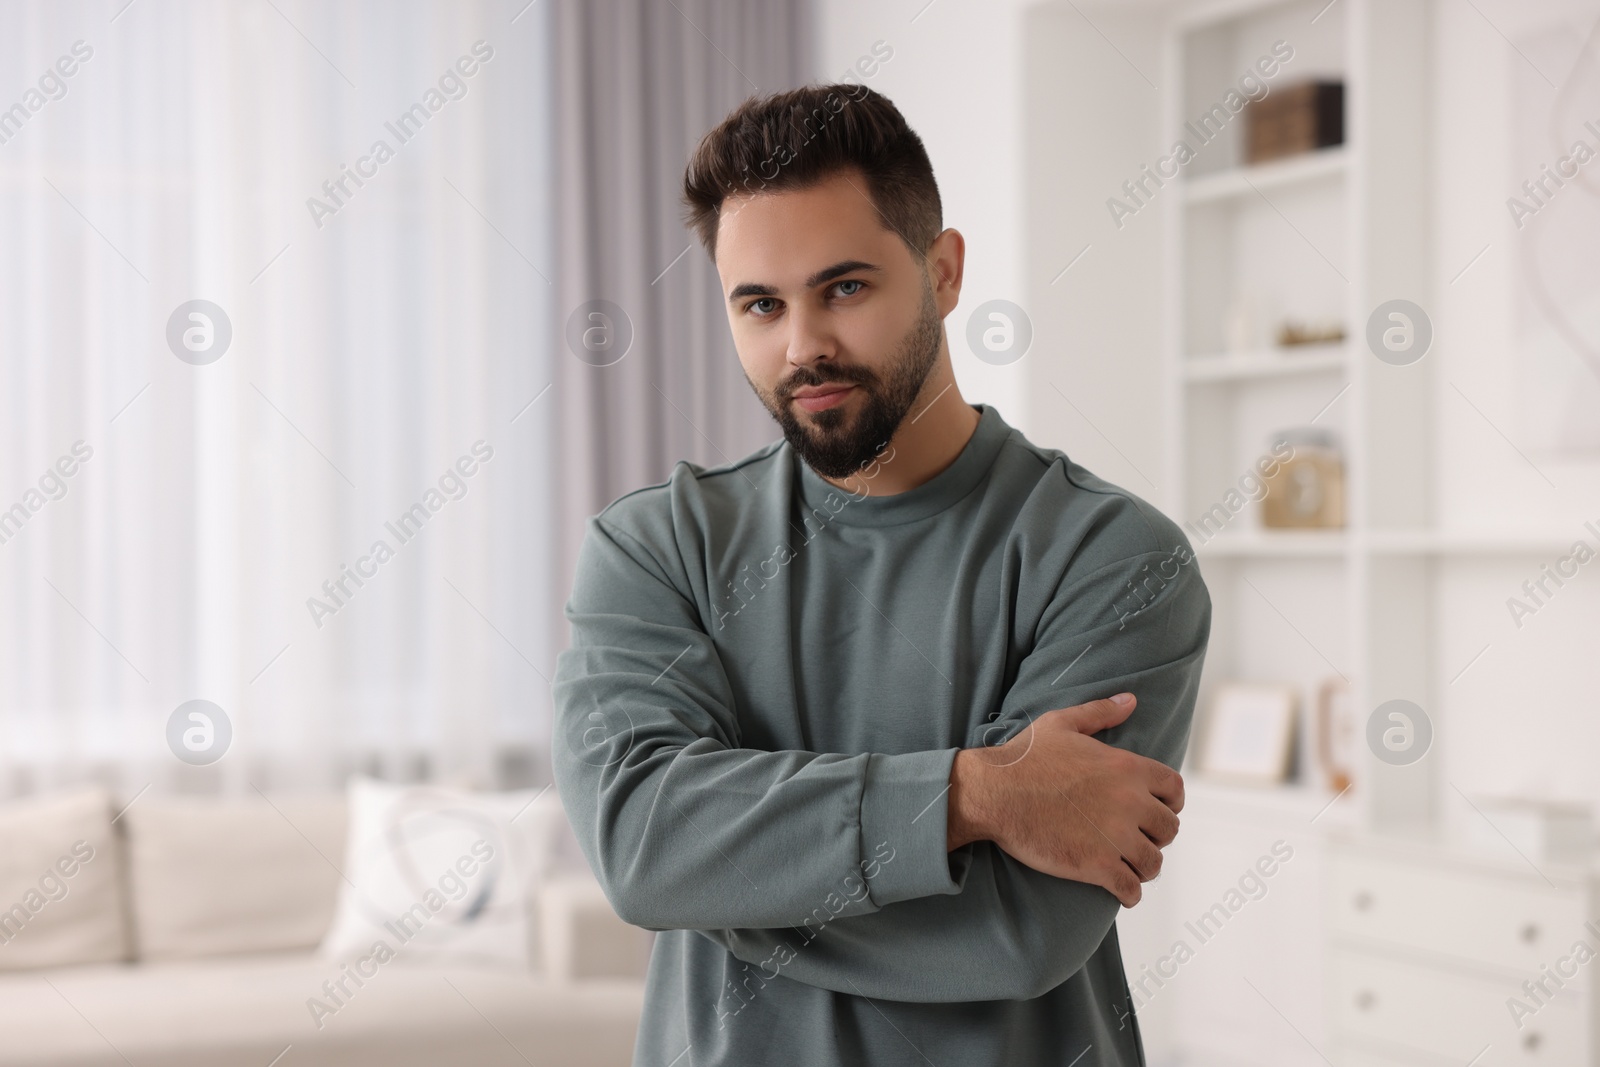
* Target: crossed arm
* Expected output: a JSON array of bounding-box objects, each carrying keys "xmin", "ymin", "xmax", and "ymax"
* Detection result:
[{"xmin": 551, "ymin": 517, "xmax": 1211, "ymax": 1003}]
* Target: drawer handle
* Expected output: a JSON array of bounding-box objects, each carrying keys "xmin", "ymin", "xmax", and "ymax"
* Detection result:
[
  {"xmin": 1355, "ymin": 990, "xmax": 1376, "ymax": 1011},
  {"xmin": 1524, "ymin": 1031, "xmax": 1542, "ymax": 1051},
  {"xmin": 1353, "ymin": 891, "xmax": 1373, "ymax": 912},
  {"xmin": 1521, "ymin": 923, "xmax": 1541, "ymax": 944}
]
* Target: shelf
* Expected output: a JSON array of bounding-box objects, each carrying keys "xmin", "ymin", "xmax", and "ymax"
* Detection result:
[
  {"xmin": 1327, "ymin": 825, "xmax": 1598, "ymax": 884},
  {"xmin": 1184, "ymin": 344, "xmax": 1347, "ymax": 382},
  {"xmin": 1183, "ymin": 146, "xmax": 1349, "ymax": 205},
  {"xmin": 1185, "ymin": 777, "xmax": 1357, "ymax": 825},
  {"xmin": 1191, "ymin": 529, "xmax": 1588, "ymax": 557},
  {"xmin": 1366, "ymin": 530, "xmax": 1591, "ymax": 556},
  {"xmin": 1192, "ymin": 530, "xmax": 1348, "ymax": 557}
]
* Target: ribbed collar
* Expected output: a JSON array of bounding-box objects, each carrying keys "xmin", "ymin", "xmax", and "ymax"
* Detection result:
[{"xmin": 791, "ymin": 403, "xmax": 1010, "ymax": 528}]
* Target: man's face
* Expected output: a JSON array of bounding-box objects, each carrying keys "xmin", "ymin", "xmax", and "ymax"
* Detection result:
[{"xmin": 715, "ymin": 167, "xmax": 946, "ymax": 479}]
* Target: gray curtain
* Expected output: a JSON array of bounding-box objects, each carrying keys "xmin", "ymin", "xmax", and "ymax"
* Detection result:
[{"xmin": 547, "ymin": 0, "xmax": 814, "ymax": 650}]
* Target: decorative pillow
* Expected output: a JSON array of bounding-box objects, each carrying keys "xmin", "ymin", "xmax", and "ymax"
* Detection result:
[
  {"xmin": 318, "ymin": 777, "xmax": 558, "ymax": 969},
  {"xmin": 123, "ymin": 794, "xmax": 347, "ymax": 960},
  {"xmin": 0, "ymin": 787, "xmax": 128, "ymax": 971}
]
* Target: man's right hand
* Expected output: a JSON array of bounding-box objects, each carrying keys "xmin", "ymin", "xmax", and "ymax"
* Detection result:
[{"xmin": 945, "ymin": 693, "xmax": 1184, "ymax": 907}]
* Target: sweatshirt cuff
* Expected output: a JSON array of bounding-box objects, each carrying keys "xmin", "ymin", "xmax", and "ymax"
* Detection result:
[{"xmin": 858, "ymin": 748, "xmax": 962, "ymax": 907}]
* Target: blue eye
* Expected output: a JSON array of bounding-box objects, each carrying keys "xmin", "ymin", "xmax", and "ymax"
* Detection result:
[{"xmin": 834, "ymin": 280, "xmax": 864, "ymax": 297}]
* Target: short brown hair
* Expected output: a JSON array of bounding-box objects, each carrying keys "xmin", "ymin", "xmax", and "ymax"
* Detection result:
[{"xmin": 681, "ymin": 84, "xmax": 942, "ymax": 262}]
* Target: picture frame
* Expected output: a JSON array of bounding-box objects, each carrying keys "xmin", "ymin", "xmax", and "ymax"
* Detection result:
[{"xmin": 1196, "ymin": 682, "xmax": 1299, "ymax": 786}]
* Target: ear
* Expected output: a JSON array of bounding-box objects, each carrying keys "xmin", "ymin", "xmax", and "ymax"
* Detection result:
[{"xmin": 926, "ymin": 228, "xmax": 965, "ymax": 316}]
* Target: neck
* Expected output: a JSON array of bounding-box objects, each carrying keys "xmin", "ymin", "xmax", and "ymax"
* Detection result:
[{"xmin": 820, "ymin": 359, "xmax": 980, "ymax": 497}]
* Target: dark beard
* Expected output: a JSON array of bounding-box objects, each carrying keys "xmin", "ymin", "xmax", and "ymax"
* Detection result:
[{"xmin": 754, "ymin": 282, "xmax": 943, "ymax": 479}]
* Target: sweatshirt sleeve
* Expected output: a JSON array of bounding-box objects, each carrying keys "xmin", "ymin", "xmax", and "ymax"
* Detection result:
[
  {"xmin": 699, "ymin": 540, "xmax": 1211, "ymax": 1003},
  {"xmin": 551, "ymin": 516, "xmax": 965, "ymax": 932}
]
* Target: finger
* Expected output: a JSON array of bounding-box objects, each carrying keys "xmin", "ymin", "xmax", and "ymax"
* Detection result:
[
  {"xmin": 1143, "ymin": 762, "xmax": 1185, "ymax": 814},
  {"xmin": 1123, "ymin": 837, "xmax": 1164, "ymax": 883},
  {"xmin": 1060, "ymin": 693, "xmax": 1136, "ymax": 735},
  {"xmin": 1108, "ymin": 863, "xmax": 1142, "ymax": 908},
  {"xmin": 1139, "ymin": 798, "xmax": 1180, "ymax": 848}
]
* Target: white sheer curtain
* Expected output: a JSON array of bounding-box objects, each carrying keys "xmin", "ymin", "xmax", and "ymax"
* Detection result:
[{"xmin": 0, "ymin": 0, "xmax": 556, "ymax": 798}]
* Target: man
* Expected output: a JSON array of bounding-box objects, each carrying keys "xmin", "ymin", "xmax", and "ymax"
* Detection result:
[{"xmin": 553, "ymin": 84, "xmax": 1210, "ymax": 1067}]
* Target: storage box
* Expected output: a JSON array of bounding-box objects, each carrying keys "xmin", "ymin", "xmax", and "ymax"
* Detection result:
[
  {"xmin": 1262, "ymin": 428, "xmax": 1345, "ymax": 529},
  {"xmin": 1247, "ymin": 80, "xmax": 1344, "ymax": 164},
  {"xmin": 1460, "ymin": 797, "xmax": 1594, "ymax": 865}
]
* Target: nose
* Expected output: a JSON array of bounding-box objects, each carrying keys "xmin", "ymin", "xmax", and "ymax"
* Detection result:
[{"xmin": 784, "ymin": 299, "xmax": 838, "ymax": 371}]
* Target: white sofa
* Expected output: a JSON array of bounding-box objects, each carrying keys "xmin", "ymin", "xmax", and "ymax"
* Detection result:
[{"xmin": 0, "ymin": 788, "xmax": 648, "ymax": 1067}]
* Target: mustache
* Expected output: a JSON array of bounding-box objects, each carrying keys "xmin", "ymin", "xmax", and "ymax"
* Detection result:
[{"xmin": 778, "ymin": 365, "xmax": 875, "ymax": 399}]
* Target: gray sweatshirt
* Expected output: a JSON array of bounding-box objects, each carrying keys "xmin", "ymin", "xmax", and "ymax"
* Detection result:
[{"xmin": 553, "ymin": 402, "xmax": 1211, "ymax": 1067}]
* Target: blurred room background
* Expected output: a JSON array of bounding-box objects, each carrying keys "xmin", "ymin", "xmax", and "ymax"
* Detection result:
[{"xmin": 2, "ymin": 0, "xmax": 1599, "ymax": 1064}]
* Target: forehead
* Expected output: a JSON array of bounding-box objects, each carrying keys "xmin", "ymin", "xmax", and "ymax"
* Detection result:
[{"xmin": 714, "ymin": 170, "xmax": 905, "ymax": 289}]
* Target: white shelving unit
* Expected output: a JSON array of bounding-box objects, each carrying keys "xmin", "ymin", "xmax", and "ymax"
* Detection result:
[
  {"xmin": 1138, "ymin": 2, "xmax": 1432, "ymax": 1065},
  {"xmin": 1133, "ymin": 3, "xmax": 1600, "ymax": 1066},
  {"xmin": 1159, "ymin": 0, "xmax": 1436, "ymax": 831},
  {"xmin": 1162, "ymin": 0, "xmax": 1589, "ymax": 839}
]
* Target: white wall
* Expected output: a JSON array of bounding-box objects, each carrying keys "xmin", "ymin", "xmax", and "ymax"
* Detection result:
[
  {"xmin": 813, "ymin": 0, "xmax": 1177, "ymax": 487},
  {"xmin": 1019, "ymin": 3, "xmax": 1169, "ymax": 500},
  {"xmin": 1428, "ymin": 0, "xmax": 1600, "ymax": 819},
  {"xmin": 812, "ymin": 0, "xmax": 1034, "ymax": 435}
]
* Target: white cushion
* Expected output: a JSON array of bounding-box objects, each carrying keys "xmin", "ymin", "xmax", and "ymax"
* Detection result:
[
  {"xmin": 0, "ymin": 786, "xmax": 127, "ymax": 971},
  {"xmin": 319, "ymin": 778, "xmax": 559, "ymax": 970},
  {"xmin": 123, "ymin": 794, "xmax": 346, "ymax": 960}
]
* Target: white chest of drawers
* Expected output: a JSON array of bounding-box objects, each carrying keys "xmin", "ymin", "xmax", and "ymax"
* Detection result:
[{"xmin": 1327, "ymin": 832, "xmax": 1598, "ymax": 1066}]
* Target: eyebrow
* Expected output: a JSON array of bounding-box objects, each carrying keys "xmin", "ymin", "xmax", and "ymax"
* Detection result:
[{"xmin": 726, "ymin": 259, "xmax": 882, "ymax": 303}]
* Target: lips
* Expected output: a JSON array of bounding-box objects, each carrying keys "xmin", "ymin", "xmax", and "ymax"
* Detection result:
[{"xmin": 790, "ymin": 384, "xmax": 855, "ymax": 413}]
